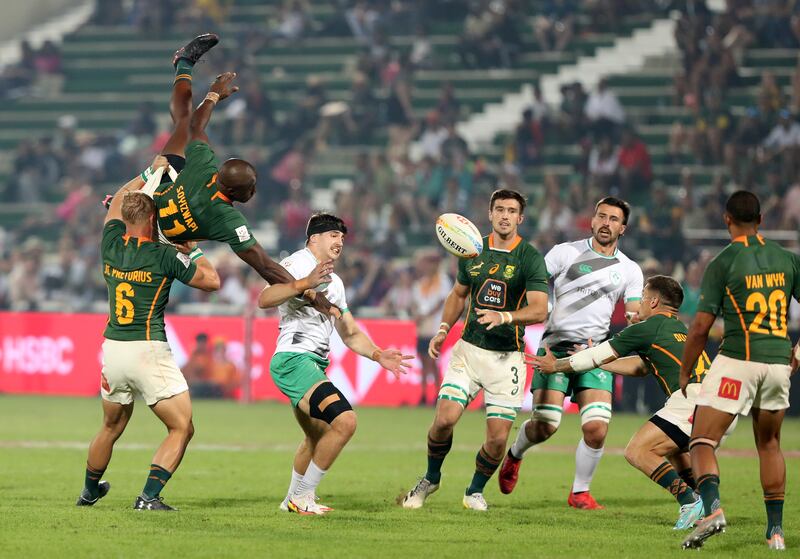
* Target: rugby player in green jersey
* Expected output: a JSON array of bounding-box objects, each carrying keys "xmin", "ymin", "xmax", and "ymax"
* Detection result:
[
  {"xmin": 531, "ymin": 275, "xmax": 738, "ymax": 530},
  {"xmin": 76, "ymin": 155, "xmax": 221, "ymax": 511},
  {"xmin": 679, "ymin": 191, "xmax": 800, "ymax": 550},
  {"xmin": 114, "ymin": 34, "xmax": 334, "ymax": 315},
  {"xmin": 400, "ymin": 189, "xmax": 549, "ymax": 511}
]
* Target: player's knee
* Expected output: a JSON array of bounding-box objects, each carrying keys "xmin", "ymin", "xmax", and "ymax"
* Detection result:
[
  {"xmin": 186, "ymin": 420, "xmax": 195, "ymax": 441},
  {"xmin": 332, "ymin": 410, "xmax": 357, "ymax": 441},
  {"xmin": 531, "ymin": 404, "xmax": 562, "ymax": 436},
  {"xmin": 582, "ymin": 421, "xmax": 608, "ymax": 447},
  {"xmin": 484, "ymin": 435, "xmax": 507, "ymax": 458},
  {"xmin": 309, "ymin": 382, "xmax": 353, "ymax": 427},
  {"xmin": 433, "ymin": 405, "xmax": 461, "ymax": 432},
  {"xmin": 755, "ymin": 433, "xmax": 781, "ymax": 454},
  {"xmin": 623, "ymin": 439, "xmax": 644, "ymax": 468}
]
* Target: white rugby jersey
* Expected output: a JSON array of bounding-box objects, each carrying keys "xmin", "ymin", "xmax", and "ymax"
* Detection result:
[
  {"xmin": 542, "ymin": 238, "xmax": 643, "ymax": 348},
  {"xmin": 274, "ymin": 248, "xmax": 348, "ymax": 358}
]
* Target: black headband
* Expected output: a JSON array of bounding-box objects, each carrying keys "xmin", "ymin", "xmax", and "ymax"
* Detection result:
[{"xmin": 306, "ymin": 220, "xmax": 347, "ymax": 239}]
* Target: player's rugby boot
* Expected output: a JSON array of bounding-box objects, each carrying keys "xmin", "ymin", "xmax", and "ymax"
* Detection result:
[
  {"xmin": 674, "ymin": 498, "xmax": 704, "ymax": 530},
  {"xmin": 173, "ymin": 33, "xmax": 219, "ymax": 68},
  {"xmin": 400, "ymin": 478, "xmax": 439, "ymax": 509},
  {"xmin": 462, "ymin": 492, "xmax": 488, "ymax": 511},
  {"xmin": 568, "ymin": 491, "xmax": 605, "ymax": 510},
  {"xmin": 281, "ymin": 494, "xmax": 333, "ymax": 513},
  {"xmin": 134, "ymin": 495, "xmax": 177, "ymax": 511},
  {"xmin": 75, "ymin": 480, "xmax": 110, "ymax": 506},
  {"xmin": 287, "ymin": 493, "xmax": 327, "ymax": 516},
  {"xmin": 766, "ymin": 529, "xmax": 786, "ymax": 551},
  {"xmin": 498, "ymin": 449, "xmax": 521, "ymax": 494},
  {"xmin": 682, "ymin": 508, "xmax": 726, "ymax": 549}
]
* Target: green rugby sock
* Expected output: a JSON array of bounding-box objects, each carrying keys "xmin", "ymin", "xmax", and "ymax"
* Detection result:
[
  {"xmin": 142, "ymin": 464, "xmax": 172, "ymax": 499},
  {"xmin": 425, "ymin": 434, "xmax": 452, "ymax": 485},
  {"xmin": 697, "ymin": 473, "xmax": 721, "ymax": 516},
  {"xmin": 650, "ymin": 462, "xmax": 695, "ymax": 506},
  {"xmin": 678, "ymin": 467, "xmax": 696, "ymax": 490},
  {"xmin": 764, "ymin": 492, "xmax": 784, "ymax": 539},
  {"xmin": 174, "ymin": 59, "xmax": 194, "ymax": 82},
  {"xmin": 84, "ymin": 464, "xmax": 105, "ymax": 499},
  {"xmin": 466, "ymin": 445, "xmax": 501, "ymax": 495}
]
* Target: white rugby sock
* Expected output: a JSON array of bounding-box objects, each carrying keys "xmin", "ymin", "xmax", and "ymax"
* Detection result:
[
  {"xmin": 572, "ymin": 438, "xmax": 604, "ymax": 493},
  {"xmin": 294, "ymin": 461, "xmax": 327, "ymax": 497},
  {"xmin": 510, "ymin": 420, "xmax": 535, "ymax": 459},
  {"xmin": 285, "ymin": 468, "xmax": 304, "ymax": 500}
]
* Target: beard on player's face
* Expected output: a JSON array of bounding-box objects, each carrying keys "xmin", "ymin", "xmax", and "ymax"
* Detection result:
[{"xmin": 591, "ymin": 223, "xmax": 622, "ymax": 246}]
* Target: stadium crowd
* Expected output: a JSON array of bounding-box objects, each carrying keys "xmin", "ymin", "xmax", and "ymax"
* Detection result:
[{"xmin": 1, "ymin": 0, "xmax": 800, "ymax": 333}]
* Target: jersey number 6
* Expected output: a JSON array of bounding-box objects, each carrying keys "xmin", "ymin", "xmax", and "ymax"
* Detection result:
[{"xmin": 115, "ymin": 282, "xmax": 135, "ymax": 325}]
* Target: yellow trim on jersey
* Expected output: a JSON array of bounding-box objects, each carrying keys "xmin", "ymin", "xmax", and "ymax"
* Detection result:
[
  {"xmin": 146, "ymin": 277, "xmax": 168, "ymax": 341},
  {"xmin": 726, "ymin": 287, "xmax": 749, "ymax": 360},
  {"xmin": 514, "ymin": 290, "xmax": 526, "ymax": 351}
]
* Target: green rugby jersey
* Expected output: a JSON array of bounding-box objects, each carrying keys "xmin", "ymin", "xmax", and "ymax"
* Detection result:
[
  {"xmin": 698, "ymin": 234, "xmax": 800, "ymax": 364},
  {"xmin": 457, "ymin": 235, "xmax": 548, "ymax": 352},
  {"xmin": 608, "ymin": 312, "xmax": 709, "ymax": 396},
  {"xmin": 154, "ymin": 140, "xmax": 257, "ymax": 253},
  {"xmin": 101, "ymin": 220, "xmax": 197, "ymax": 342}
]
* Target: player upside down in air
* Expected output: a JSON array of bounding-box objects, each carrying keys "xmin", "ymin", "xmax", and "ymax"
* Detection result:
[
  {"xmin": 531, "ymin": 275, "xmax": 736, "ymax": 530},
  {"xmin": 107, "ymin": 33, "xmax": 334, "ymax": 315},
  {"xmin": 679, "ymin": 191, "xmax": 800, "ymax": 550},
  {"xmin": 401, "ymin": 189, "xmax": 549, "ymax": 511},
  {"xmin": 259, "ymin": 213, "xmax": 413, "ymax": 515},
  {"xmin": 77, "ymin": 156, "xmax": 220, "ymax": 510}
]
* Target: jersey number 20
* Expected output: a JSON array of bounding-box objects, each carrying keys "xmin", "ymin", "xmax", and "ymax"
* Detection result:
[
  {"xmin": 115, "ymin": 282, "xmax": 135, "ymax": 325},
  {"xmin": 746, "ymin": 290, "xmax": 787, "ymax": 338}
]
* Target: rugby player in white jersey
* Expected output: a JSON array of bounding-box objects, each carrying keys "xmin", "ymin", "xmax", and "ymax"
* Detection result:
[
  {"xmin": 499, "ymin": 197, "xmax": 644, "ymax": 509},
  {"xmin": 259, "ymin": 213, "xmax": 414, "ymax": 515}
]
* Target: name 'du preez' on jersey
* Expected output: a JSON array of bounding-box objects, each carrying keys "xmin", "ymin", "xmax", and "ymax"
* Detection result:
[{"xmin": 478, "ymin": 279, "xmax": 507, "ymax": 308}]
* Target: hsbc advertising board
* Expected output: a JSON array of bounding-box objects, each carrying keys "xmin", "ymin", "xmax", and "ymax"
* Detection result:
[{"xmin": 0, "ymin": 312, "xmax": 545, "ymax": 409}]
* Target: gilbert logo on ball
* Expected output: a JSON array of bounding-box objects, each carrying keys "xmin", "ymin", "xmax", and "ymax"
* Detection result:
[{"xmin": 435, "ymin": 213, "xmax": 483, "ymax": 258}]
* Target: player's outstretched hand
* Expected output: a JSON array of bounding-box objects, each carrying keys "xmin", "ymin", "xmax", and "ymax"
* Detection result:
[
  {"xmin": 173, "ymin": 241, "xmax": 197, "ymax": 255},
  {"xmin": 210, "ymin": 71, "xmax": 239, "ymax": 101},
  {"xmin": 305, "ymin": 260, "xmax": 334, "ymax": 289},
  {"xmin": 377, "ymin": 349, "xmax": 414, "ymax": 379},
  {"xmin": 307, "ymin": 290, "xmax": 341, "ymax": 319},
  {"xmin": 428, "ymin": 331, "xmax": 446, "ymax": 359},
  {"xmin": 525, "ymin": 344, "xmax": 556, "ymax": 373},
  {"xmin": 475, "ymin": 308, "xmax": 505, "ymax": 331}
]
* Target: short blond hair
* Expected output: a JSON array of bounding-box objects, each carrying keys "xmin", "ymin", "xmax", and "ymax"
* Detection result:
[{"xmin": 121, "ymin": 191, "xmax": 156, "ymax": 225}]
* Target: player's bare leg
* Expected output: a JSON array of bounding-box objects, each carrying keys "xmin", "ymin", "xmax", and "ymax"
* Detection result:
[
  {"xmin": 134, "ymin": 391, "xmax": 194, "ymax": 511},
  {"xmin": 401, "ymin": 399, "xmax": 463, "ymax": 509},
  {"xmin": 163, "ymin": 33, "xmax": 219, "ymax": 158},
  {"xmin": 682, "ymin": 405, "xmax": 735, "ymax": 548},
  {"xmin": 280, "ymin": 407, "xmax": 333, "ymax": 512},
  {"xmin": 76, "ymin": 399, "xmax": 134, "ymax": 506},
  {"xmin": 566, "ymin": 388, "xmax": 611, "ymax": 510},
  {"xmin": 499, "ymin": 388, "xmax": 564, "ymax": 494},
  {"xmin": 624, "ymin": 422, "xmax": 701, "ymax": 528},
  {"xmin": 287, "ymin": 382, "xmax": 357, "ymax": 515},
  {"xmin": 463, "ymin": 418, "xmax": 513, "ymax": 511},
  {"xmin": 752, "ymin": 407, "xmax": 787, "ymax": 550}
]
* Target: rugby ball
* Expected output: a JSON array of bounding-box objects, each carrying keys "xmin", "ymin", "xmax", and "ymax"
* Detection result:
[{"xmin": 435, "ymin": 213, "xmax": 483, "ymax": 258}]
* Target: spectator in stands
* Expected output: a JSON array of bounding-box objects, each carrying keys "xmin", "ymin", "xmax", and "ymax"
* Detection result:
[
  {"xmin": 641, "ymin": 185, "xmax": 685, "ymax": 274},
  {"xmin": 268, "ymin": 0, "xmax": 311, "ymax": 41},
  {"xmin": 758, "ymin": 70, "xmax": 785, "ymax": 119},
  {"xmin": 585, "ymin": 78, "xmax": 625, "ymax": 138},
  {"xmin": 514, "ymin": 108, "xmax": 544, "ymax": 168},
  {"xmin": 679, "ymin": 260, "xmax": 704, "ymax": 321},
  {"xmin": 0, "ymin": 40, "xmax": 37, "ymax": 99},
  {"xmin": 440, "ymin": 121, "xmax": 470, "ymax": 163},
  {"xmin": 534, "ymin": 0, "xmax": 576, "ymax": 52},
  {"xmin": 415, "ymin": 156, "xmax": 446, "ymax": 217},
  {"xmin": 223, "ymin": 76, "xmax": 274, "ymax": 145},
  {"xmin": 536, "ymin": 174, "xmax": 574, "ymax": 241},
  {"xmin": 558, "ymin": 81, "xmax": 588, "ymax": 141},
  {"xmin": 386, "ymin": 53, "xmax": 416, "ymax": 161},
  {"xmin": 760, "ymin": 109, "xmax": 800, "ymax": 184},
  {"xmin": 438, "ymin": 175, "xmax": 469, "ymax": 214},
  {"xmin": 780, "ymin": 178, "xmax": 800, "ymax": 229},
  {"xmin": 7, "ymin": 239, "xmax": 44, "ymax": 311},
  {"xmin": 411, "ymin": 250, "xmax": 452, "ymax": 406},
  {"xmin": 346, "ymin": 1, "xmax": 379, "ymax": 43},
  {"xmin": 278, "ymin": 182, "xmax": 312, "ymax": 249},
  {"xmin": 436, "ymin": 82, "xmax": 461, "ymax": 123},
  {"xmin": 725, "ymin": 106, "xmax": 766, "ymax": 184},
  {"xmin": 587, "ymin": 135, "xmax": 619, "ymax": 190},
  {"xmin": 696, "ymin": 91, "xmax": 734, "ymax": 164},
  {"xmin": 379, "ymin": 263, "xmax": 414, "ymax": 319},
  {"xmin": 208, "ymin": 338, "xmax": 241, "ymax": 399},
  {"xmin": 617, "ymin": 127, "xmax": 653, "ymax": 198},
  {"xmin": 417, "ymin": 111, "xmax": 449, "ymax": 160},
  {"xmin": 410, "ymin": 24, "xmax": 433, "ymax": 68}
]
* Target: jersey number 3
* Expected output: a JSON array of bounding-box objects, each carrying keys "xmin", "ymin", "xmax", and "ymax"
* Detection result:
[
  {"xmin": 746, "ymin": 290, "xmax": 787, "ymax": 338},
  {"xmin": 115, "ymin": 282, "xmax": 135, "ymax": 325}
]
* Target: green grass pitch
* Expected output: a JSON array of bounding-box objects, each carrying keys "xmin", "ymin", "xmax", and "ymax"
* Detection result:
[{"xmin": 0, "ymin": 394, "xmax": 797, "ymax": 558}]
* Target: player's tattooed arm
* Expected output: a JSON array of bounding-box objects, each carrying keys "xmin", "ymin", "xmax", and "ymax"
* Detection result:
[
  {"xmin": 189, "ymin": 71, "xmax": 239, "ymax": 144},
  {"xmin": 258, "ymin": 260, "xmax": 334, "ymax": 308},
  {"xmin": 477, "ymin": 290, "xmax": 548, "ymax": 331},
  {"xmin": 526, "ymin": 340, "xmax": 620, "ymax": 373},
  {"xmin": 679, "ymin": 311, "xmax": 715, "ymax": 396},
  {"xmin": 428, "ymin": 282, "xmax": 470, "ymax": 359},
  {"xmin": 334, "ymin": 313, "xmax": 413, "ymax": 378},
  {"xmin": 104, "ymin": 155, "xmax": 169, "ymax": 224}
]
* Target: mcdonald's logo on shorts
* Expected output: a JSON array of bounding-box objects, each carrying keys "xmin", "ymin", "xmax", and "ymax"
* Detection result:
[{"xmin": 717, "ymin": 377, "xmax": 742, "ymax": 400}]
